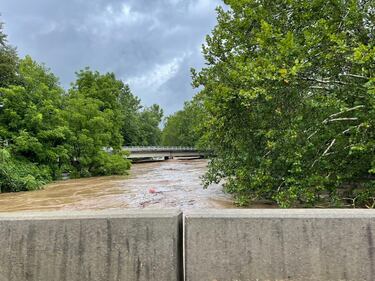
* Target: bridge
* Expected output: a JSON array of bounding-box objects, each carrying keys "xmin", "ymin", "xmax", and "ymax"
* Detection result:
[{"xmin": 123, "ymin": 146, "xmax": 206, "ymax": 161}]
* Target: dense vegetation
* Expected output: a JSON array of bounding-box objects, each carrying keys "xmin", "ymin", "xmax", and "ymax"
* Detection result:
[
  {"xmin": 0, "ymin": 21, "xmax": 163, "ymax": 192},
  {"xmin": 187, "ymin": 0, "xmax": 375, "ymax": 207},
  {"xmin": 162, "ymin": 98, "xmax": 206, "ymax": 147}
]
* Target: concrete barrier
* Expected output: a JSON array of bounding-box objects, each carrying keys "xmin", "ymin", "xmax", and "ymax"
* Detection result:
[
  {"xmin": 185, "ymin": 209, "xmax": 375, "ymax": 281},
  {"xmin": 0, "ymin": 210, "xmax": 182, "ymax": 281},
  {"xmin": 2, "ymin": 209, "xmax": 375, "ymax": 281}
]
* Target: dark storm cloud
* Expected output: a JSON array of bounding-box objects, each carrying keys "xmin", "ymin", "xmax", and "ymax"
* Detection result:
[{"xmin": 0, "ymin": 0, "xmax": 222, "ymax": 114}]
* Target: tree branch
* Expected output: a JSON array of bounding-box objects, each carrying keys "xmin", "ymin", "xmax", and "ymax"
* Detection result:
[
  {"xmin": 322, "ymin": 139, "xmax": 336, "ymax": 157},
  {"xmin": 325, "ymin": 117, "xmax": 358, "ymax": 123},
  {"xmin": 301, "ymin": 77, "xmax": 348, "ymax": 86},
  {"xmin": 311, "ymin": 138, "xmax": 336, "ymax": 168},
  {"xmin": 339, "ymin": 73, "xmax": 369, "ymax": 80},
  {"xmin": 327, "ymin": 105, "xmax": 364, "ymax": 119},
  {"xmin": 309, "ymin": 86, "xmax": 332, "ymax": 91},
  {"xmin": 307, "ymin": 129, "xmax": 319, "ymax": 140}
]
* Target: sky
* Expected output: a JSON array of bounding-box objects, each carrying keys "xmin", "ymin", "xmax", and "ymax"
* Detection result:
[{"xmin": 0, "ymin": 0, "xmax": 223, "ymax": 115}]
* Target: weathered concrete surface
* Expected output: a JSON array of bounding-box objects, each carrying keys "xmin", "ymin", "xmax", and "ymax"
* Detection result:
[
  {"xmin": 185, "ymin": 209, "xmax": 375, "ymax": 281},
  {"xmin": 0, "ymin": 209, "xmax": 182, "ymax": 281}
]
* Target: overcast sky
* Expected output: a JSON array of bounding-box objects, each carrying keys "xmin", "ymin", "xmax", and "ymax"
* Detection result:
[{"xmin": 0, "ymin": 0, "xmax": 222, "ymax": 114}]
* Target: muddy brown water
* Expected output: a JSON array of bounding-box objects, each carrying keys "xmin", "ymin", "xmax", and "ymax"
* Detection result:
[
  {"xmin": 0, "ymin": 159, "xmax": 275, "ymax": 212},
  {"xmin": 0, "ymin": 159, "xmax": 230, "ymax": 212}
]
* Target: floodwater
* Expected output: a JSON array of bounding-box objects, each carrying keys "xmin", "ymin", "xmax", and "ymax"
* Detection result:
[{"xmin": 0, "ymin": 159, "xmax": 240, "ymax": 212}]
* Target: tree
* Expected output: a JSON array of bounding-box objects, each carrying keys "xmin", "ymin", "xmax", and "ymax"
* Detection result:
[
  {"xmin": 70, "ymin": 69, "xmax": 124, "ymax": 147},
  {"xmin": 0, "ymin": 56, "xmax": 70, "ymax": 178},
  {"xmin": 0, "ymin": 20, "xmax": 19, "ymax": 88},
  {"xmin": 162, "ymin": 98, "xmax": 206, "ymax": 147},
  {"xmin": 65, "ymin": 69, "xmax": 130, "ymax": 177},
  {"xmin": 137, "ymin": 104, "xmax": 163, "ymax": 146},
  {"xmin": 193, "ymin": 0, "xmax": 375, "ymax": 207},
  {"xmin": 119, "ymin": 84, "xmax": 143, "ymax": 145},
  {"xmin": 0, "ymin": 21, "xmax": 6, "ymax": 46}
]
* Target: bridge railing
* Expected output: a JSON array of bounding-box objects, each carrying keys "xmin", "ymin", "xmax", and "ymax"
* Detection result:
[{"xmin": 123, "ymin": 146, "xmax": 198, "ymax": 152}]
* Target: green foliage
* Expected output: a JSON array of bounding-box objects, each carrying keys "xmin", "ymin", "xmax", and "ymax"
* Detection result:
[
  {"xmin": 162, "ymin": 98, "xmax": 206, "ymax": 147},
  {"xmin": 194, "ymin": 0, "xmax": 375, "ymax": 207},
  {"xmin": 0, "ymin": 56, "xmax": 71, "ymax": 179},
  {"xmin": 0, "ymin": 21, "xmax": 19, "ymax": 88},
  {"xmin": 65, "ymin": 69, "xmax": 131, "ymax": 177},
  {"xmin": 0, "ymin": 21, "xmax": 6, "ymax": 46},
  {"xmin": 137, "ymin": 104, "xmax": 163, "ymax": 146},
  {"xmin": 119, "ymin": 90, "xmax": 164, "ymax": 146},
  {"xmin": 119, "ymin": 85, "xmax": 143, "ymax": 145},
  {"xmin": 0, "ymin": 149, "xmax": 51, "ymax": 192},
  {"xmin": 90, "ymin": 151, "xmax": 131, "ymax": 176}
]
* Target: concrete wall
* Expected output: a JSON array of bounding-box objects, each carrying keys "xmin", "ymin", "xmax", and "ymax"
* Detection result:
[
  {"xmin": 185, "ymin": 209, "xmax": 375, "ymax": 281},
  {"xmin": 1, "ymin": 209, "xmax": 374, "ymax": 281},
  {"xmin": 0, "ymin": 210, "xmax": 182, "ymax": 281}
]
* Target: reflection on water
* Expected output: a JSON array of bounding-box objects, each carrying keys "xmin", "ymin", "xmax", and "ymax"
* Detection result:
[{"xmin": 0, "ymin": 159, "xmax": 239, "ymax": 212}]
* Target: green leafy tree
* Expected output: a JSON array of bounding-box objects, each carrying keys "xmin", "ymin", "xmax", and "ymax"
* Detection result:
[
  {"xmin": 118, "ymin": 87, "xmax": 165, "ymax": 146},
  {"xmin": 0, "ymin": 20, "xmax": 19, "ymax": 88},
  {"xmin": 0, "ymin": 56, "xmax": 70, "ymax": 178},
  {"xmin": 137, "ymin": 104, "xmax": 163, "ymax": 146},
  {"xmin": 0, "ymin": 21, "xmax": 6, "ymax": 45},
  {"xmin": 193, "ymin": 0, "xmax": 375, "ymax": 207},
  {"xmin": 70, "ymin": 69, "xmax": 124, "ymax": 147},
  {"xmin": 119, "ymin": 85, "xmax": 143, "ymax": 145},
  {"xmin": 66, "ymin": 69, "xmax": 131, "ymax": 177},
  {"xmin": 162, "ymin": 98, "xmax": 206, "ymax": 147}
]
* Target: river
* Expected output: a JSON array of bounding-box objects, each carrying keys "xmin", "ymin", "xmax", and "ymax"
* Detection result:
[{"xmin": 0, "ymin": 159, "xmax": 245, "ymax": 212}]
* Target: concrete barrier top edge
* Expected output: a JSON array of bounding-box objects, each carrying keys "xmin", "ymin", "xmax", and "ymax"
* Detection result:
[
  {"xmin": 1, "ymin": 208, "xmax": 374, "ymax": 220},
  {"xmin": 184, "ymin": 208, "xmax": 375, "ymax": 219},
  {"xmin": 0, "ymin": 209, "xmax": 182, "ymax": 220}
]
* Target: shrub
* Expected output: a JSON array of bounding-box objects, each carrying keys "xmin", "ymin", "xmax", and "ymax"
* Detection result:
[
  {"xmin": 90, "ymin": 151, "xmax": 131, "ymax": 176},
  {"xmin": 0, "ymin": 149, "xmax": 51, "ymax": 192}
]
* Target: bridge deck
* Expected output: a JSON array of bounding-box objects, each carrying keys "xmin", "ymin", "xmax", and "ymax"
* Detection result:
[
  {"xmin": 124, "ymin": 146, "xmax": 197, "ymax": 152},
  {"xmin": 122, "ymin": 146, "xmax": 206, "ymax": 160}
]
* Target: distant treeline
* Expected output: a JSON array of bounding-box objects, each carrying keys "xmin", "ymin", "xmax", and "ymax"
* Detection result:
[
  {"xmin": 162, "ymin": 0, "xmax": 375, "ymax": 208},
  {"xmin": 0, "ymin": 20, "xmax": 163, "ymax": 192},
  {"xmin": 162, "ymin": 99, "xmax": 206, "ymax": 147}
]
